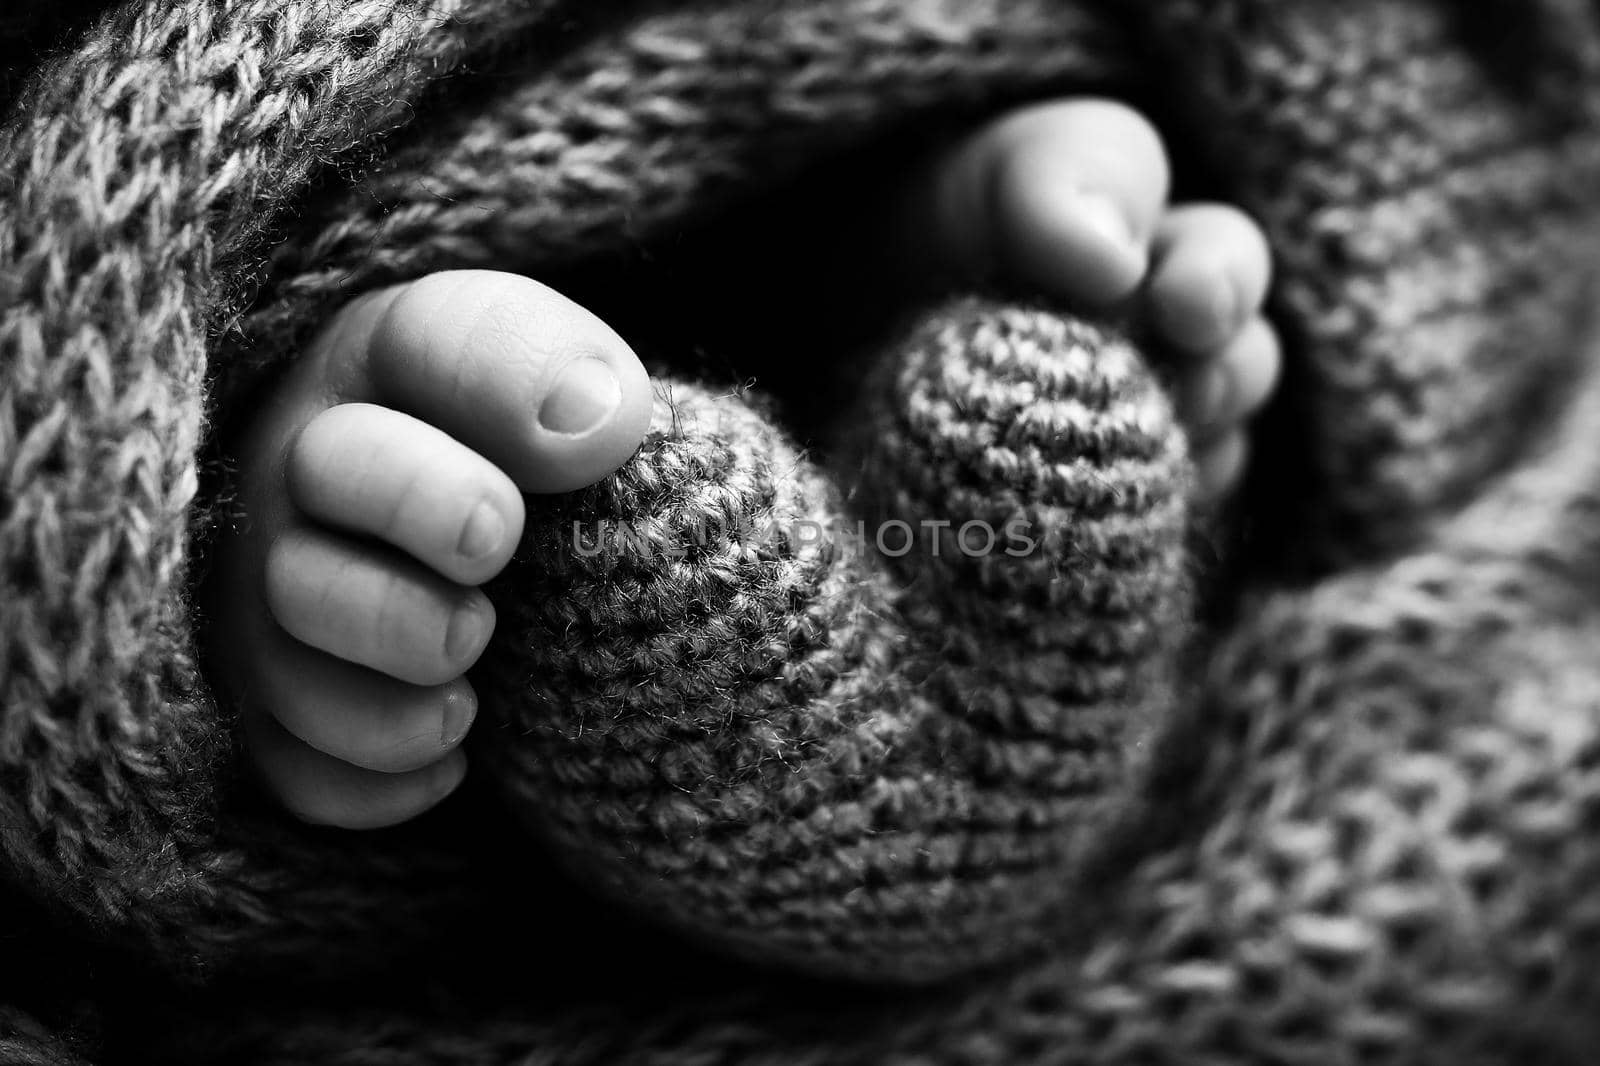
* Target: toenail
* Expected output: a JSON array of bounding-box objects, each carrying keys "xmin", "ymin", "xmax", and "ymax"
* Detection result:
[
  {"xmin": 458, "ymin": 501, "xmax": 505, "ymax": 562},
  {"xmin": 539, "ymin": 357, "xmax": 621, "ymax": 435},
  {"xmin": 441, "ymin": 683, "xmax": 477, "ymax": 747},
  {"xmin": 444, "ymin": 598, "xmax": 491, "ymax": 663},
  {"xmin": 1072, "ymin": 191, "xmax": 1134, "ymax": 253}
]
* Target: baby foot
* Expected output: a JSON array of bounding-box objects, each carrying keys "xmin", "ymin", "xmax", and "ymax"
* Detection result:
[
  {"xmin": 212, "ymin": 99, "xmax": 1269, "ymax": 832},
  {"xmin": 206, "ymin": 271, "xmax": 652, "ymax": 829},
  {"xmin": 901, "ymin": 99, "xmax": 1278, "ymax": 500}
]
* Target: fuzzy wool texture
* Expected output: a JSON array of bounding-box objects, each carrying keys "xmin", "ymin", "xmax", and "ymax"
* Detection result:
[{"xmin": 5, "ymin": 0, "xmax": 1600, "ymax": 1064}]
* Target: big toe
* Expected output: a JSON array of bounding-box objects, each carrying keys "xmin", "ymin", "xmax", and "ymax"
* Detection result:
[
  {"xmin": 909, "ymin": 99, "xmax": 1171, "ymax": 308},
  {"xmin": 354, "ymin": 270, "xmax": 654, "ymax": 494}
]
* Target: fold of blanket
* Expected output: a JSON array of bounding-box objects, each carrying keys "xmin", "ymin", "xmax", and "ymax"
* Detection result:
[{"xmin": 4, "ymin": 0, "xmax": 1600, "ymax": 1062}]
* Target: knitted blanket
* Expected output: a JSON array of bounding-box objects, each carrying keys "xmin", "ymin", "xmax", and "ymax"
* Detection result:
[{"xmin": 5, "ymin": 0, "xmax": 1600, "ymax": 1062}]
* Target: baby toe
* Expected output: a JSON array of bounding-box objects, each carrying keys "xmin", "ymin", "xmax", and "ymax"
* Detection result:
[
  {"xmin": 1194, "ymin": 430, "xmax": 1249, "ymax": 504},
  {"xmin": 288, "ymin": 403, "xmax": 524, "ymax": 587},
  {"xmin": 905, "ymin": 99, "xmax": 1170, "ymax": 307},
  {"xmin": 249, "ymin": 624, "xmax": 477, "ymax": 774},
  {"xmin": 1178, "ymin": 316, "xmax": 1281, "ymax": 442},
  {"xmin": 246, "ymin": 711, "xmax": 468, "ymax": 830},
  {"xmin": 1219, "ymin": 315, "xmax": 1282, "ymax": 422},
  {"xmin": 1147, "ymin": 204, "xmax": 1272, "ymax": 356},
  {"xmin": 987, "ymin": 99, "xmax": 1170, "ymax": 305},
  {"xmin": 364, "ymin": 270, "xmax": 653, "ymax": 495},
  {"xmin": 264, "ymin": 528, "xmax": 495, "ymax": 687}
]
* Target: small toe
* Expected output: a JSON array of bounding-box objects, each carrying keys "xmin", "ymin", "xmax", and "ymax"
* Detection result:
[
  {"xmin": 1214, "ymin": 315, "xmax": 1281, "ymax": 426},
  {"xmin": 1203, "ymin": 315, "xmax": 1280, "ymax": 432},
  {"xmin": 1147, "ymin": 204, "xmax": 1272, "ymax": 356},
  {"xmin": 249, "ymin": 623, "xmax": 478, "ymax": 773},
  {"xmin": 1194, "ymin": 430, "xmax": 1249, "ymax": 504},
  {"xmin": 246, "ymin": 711, "xmax": 468, "ymax": 830},
  {"xmin": 1178, "ymin": 316, "xmax": 1281, "ymax": 440},
  {"xmin": 264, "ymin": 528, "xmax": 495, "ymax": 687},
  {"xmin": 1178, "ymin": 361, "xmax": 1231, "ymax": 437},
  {"xmin": 288, "ymin": 403, "xmax": 525, "ymax": 586}
]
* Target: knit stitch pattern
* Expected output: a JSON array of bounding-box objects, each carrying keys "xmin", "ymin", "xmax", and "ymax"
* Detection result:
[
  {"xmin": 478, "ymin": 306, "xmax": 1188, "ymax": 980},
  {"xmin": 5, "ymin": 0, "xmax": 1600, "ymax": 1063}
]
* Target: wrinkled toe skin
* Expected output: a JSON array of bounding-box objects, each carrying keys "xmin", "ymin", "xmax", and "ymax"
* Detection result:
[{"xmin": 472, "ymin": 297, "xmax": 1194, "ymax": 983}]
